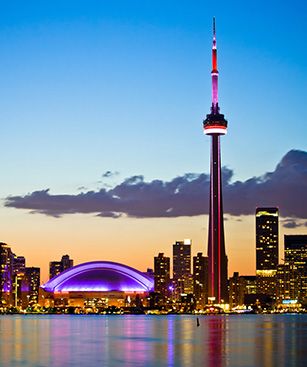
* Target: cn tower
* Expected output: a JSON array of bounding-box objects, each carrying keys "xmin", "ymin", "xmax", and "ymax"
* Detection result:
[{"xmin": 203, "ymin": 18, "xmax": 228, "ymax": 303}]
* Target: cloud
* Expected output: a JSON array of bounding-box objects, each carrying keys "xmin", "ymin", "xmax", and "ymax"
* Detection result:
[
  {"xmin": 282, "ymin": 219, "xmax": 307, "ymax": 229},
  {"xmin": 4, "ymin": 150, "xmax": 307, "ymax": 220},
  {"xmin": 77, "ymin": 186, "xmax": 88, "ymax": 191},
  {"xmin": 102, "ymin": 170, "xmax": 119, "ymax": 178}
]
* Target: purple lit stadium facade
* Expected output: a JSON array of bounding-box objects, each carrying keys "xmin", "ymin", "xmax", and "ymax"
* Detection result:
[{"xmin": 41, "ymin": 261, "xmax": 154, "ymax": 308}]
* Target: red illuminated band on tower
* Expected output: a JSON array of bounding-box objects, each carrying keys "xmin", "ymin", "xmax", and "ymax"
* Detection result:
[{"xmin": 203, "ymin": 18, "xmax": 228, "ymax": 303}]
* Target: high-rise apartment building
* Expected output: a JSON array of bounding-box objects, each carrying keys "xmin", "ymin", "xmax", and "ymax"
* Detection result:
[
  {"xmin": 0, "ymin": 242, "xmax": 14, "ymax": 306},
  {"xmin": 276, "ymin": 263, "xmax": 299, "ymax": 302},
  {"xmin": 49, "ymin": 254, "xmax": 73, "ymax": 280},
  {"xmin": 22, "ymin": 267, "xmax": 40, "ymax": 307},
  {"xmin": 61, "ymin": 255, "xmax": 74, "ymax": 270},
  {"xmin": 193, "ymin": 253, "xmax": 208, "ymax": 308},
  {"xmin": 173, "ymin": 240, "xmax": 192, "ymax": 297},
  {"xmin": 229, "ymin": 272, "xmax": 244, "ymax": 308},
  {"xmin": 256, "ymin": 207, "xmax": 279, "ymax": 296},
  {"xmin": 12, "ymin": 255, "xmax": 26, "ymax": 307},
  {"xmin": 284, "ymin": 235, "xmax": 307, "ymax": 301},
  {"xmin": 154, "ymin": 253, "xmax": 170, "ymax": 300},
  {"xmin": 229, "ymin": 273, "xmax": 257, "ymax": 308}
]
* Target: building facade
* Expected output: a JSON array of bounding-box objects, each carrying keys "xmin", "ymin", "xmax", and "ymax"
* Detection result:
[
  {"xmin": 42, "ymin": 261, "xmax": 154, "ymax": 310},
  {"xmin": 255, "ymin": 207, "xmax": 279, "ymax": 296},
  {"xmin": 193, "ymin": 253, "xmax": 208, "ymax": 308},
  {"xmin": 173, "ymin": 240, "xmax": 192, "ymax": 298},
  {"xmin": 49, "ymin": 254, "xmax": 74, "ymax": 280},
  {"xmin": 229, "ymin": 273, "xmax": 257, "ymax": 308},
  {"xmin": 284, "ymin": 235, "xmax": 307, "ymax": 302},
  {"xmin": 22, "ymin": 267, "xmax": 40, "ymax": 307},
  {"xmin": 0, "ymin": 242, "xmax": 14, "ymax": 306},
  {"xmin": 154, "ymin": 253, "xmax": 170, "ymax": 301},
  {"xmin": 12, "ymin": 255, "xmax": 26, "ymax": 307}
]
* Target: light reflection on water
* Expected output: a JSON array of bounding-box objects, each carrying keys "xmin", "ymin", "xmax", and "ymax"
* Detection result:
[{"xmin": 0, "ymin": 314, "xmax": 307, "ymax": 366}]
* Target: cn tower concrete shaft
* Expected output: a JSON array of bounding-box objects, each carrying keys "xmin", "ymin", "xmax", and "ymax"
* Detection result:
[{"xmin": 207, "ymin": 134, "xmax": 228, "ymax": 302}]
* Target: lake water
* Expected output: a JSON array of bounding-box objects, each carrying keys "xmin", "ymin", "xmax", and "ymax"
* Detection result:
[{"xmin": 0, "ymin": 314, "xmax": 307, "ymax": 367}]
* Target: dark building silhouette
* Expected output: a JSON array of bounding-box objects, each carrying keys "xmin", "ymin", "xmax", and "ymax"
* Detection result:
[
  {"xmin": 0, "ymin": 242, "xmax": 14, "ymax": 306},
  {"xmin": 284, "ymin": 235, "xmax": 307, "ymax": 301},
  {"xmin": 12, "ymin": 255, "xmax": 26, "ymax": 307},
  {"xmin": 154, "ymin": 253, "xmax": 170, "ymax": 300},
  {"xmin": 243, "ymin": 275, "xmax": 257, "ymax": 296},
  {"xmin": 255, "ymin": 207, "xmax": 279, "ymax": 296},
  {"xmin": 203, "ymin": 18, "xmax": 228, "ymax": 303},
  {"xmin": 276, "ymin": 263, "xmax": 299, "ymax": 302},
  {"xmin": 49, "ymin": 254, "xmax": 73, "ymax": 280},
  {"xmin": 193, "ymin": 252, "xmax": 208, "ymax": 308},
  {"xmin": 22, "ymin": 267, "xmax": 40, "ymax": 307},
  {"xmin": 173, "ymin": 240, "xmax": 192, "ymax": 298},
  {"xmin": 229, "ymin": 272, "xmax": 243, "ymax": 308},
  {"xmin": 229, "ymin": 273, "xmax": 257, "ymax": 308}
]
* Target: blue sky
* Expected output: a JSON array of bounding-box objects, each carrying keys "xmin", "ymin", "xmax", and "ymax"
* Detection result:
[
  {"xmin": 0, "ymin": 1, "xmax": 306, "ymax": 278},
  {"xmin": 1, "ymin": 1, "xmax": 306, "ymax": 192}
]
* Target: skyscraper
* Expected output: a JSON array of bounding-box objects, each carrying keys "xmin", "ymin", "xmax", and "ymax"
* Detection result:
[
  {"xmin": 193, "ymin": 252, "xmax": 208, "ymax": 308},
  {"xmin": 255, "ymin": 207, "xmax": 279, "ymax": 296},
  {"xmin": 284, "ymin": 234, "xmax": 307, "ymax": 301},
  {"xmin": 0, "ymin": 242, "xmax": 13, "ymax": 306},
  {"xmin": 276, "ymin": 263, "xmax": 298, "ymax": 302},
  {"xmin": 173, "ymin": 240, "xmax": 192, "ymax": 297},
  {"xmin": 154, "ymin": 253, "xmax": 170, "ymax": 299},
  {"xmin": 22, "ymin": 267, "xmax": 40, "ymax": 307},
  {"xmin": 284, "ymin": 235, "xmax": 307, "ymax": 269},
  {"xmin": 203, "ymin": 18, "xmax": 228, "ymax": 303},
  {"xmin": 13, "ymin": 255, "xmax": 26, "ymax": 307},
  {"xmin": 49, "ymin": 254, "xmax": 74, "ymax": 280}
]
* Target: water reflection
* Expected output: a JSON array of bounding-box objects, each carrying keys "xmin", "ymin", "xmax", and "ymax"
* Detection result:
[
  {"xmin": 207, "ymin": 316, "xmax": 228, "ymax": 367},
  {"xmin": 254, "ymin": 316, "xmax": 307, "ymax": 367},
  {"xmin": 0, "ymin": 315, "xmax": 307, "ymax": 366}
]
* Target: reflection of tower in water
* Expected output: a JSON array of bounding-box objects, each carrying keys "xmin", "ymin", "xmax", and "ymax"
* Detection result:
[{"xmin": 207, "ymin": 317, "xmax": 227, "ymax": 367}]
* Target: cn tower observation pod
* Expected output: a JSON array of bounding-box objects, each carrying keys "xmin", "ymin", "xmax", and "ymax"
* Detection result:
[{"xmin": 41, "ymin": 261, "xmax": 154, "ymax": 293}]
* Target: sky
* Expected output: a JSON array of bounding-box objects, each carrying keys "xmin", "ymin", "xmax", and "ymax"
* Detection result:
[{"xmin": 0, "ymin": 1, "xmax": 307, "ymax": 282}]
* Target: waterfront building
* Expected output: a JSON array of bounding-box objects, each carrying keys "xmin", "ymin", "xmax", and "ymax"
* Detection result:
[
  {"xmin": 172, "ymin": 240, "xmax": 192, "ymax": 298},
  {"xmin": 243, "ymin": 276, "xmax": 257, "ymax": 295},
  {"xmin": 22, "ymin": 267, "xmax": 40, "ymax": 307},
  {"xmin": 229, "ymin": 272, "xmax": 244, "ymax": 308},
  {"xmin": 255, "ymin": 207, "xmax": 279, "ymax": 296},
  {"xmin": 284, "ymin": 234, "xmax": 307, "ymax": 301},
  {"xmin": 49, "ymin": 254, "xmax": 74, "ymax": 279},
  {"xmin": 41, "ymin": 261, "xmax": 154, "ymax": 309},
  {"xmin": 203, "ymin": 18, "xmax": 228, "ymax": 303},
  {"xmin": 154, "ymin": 253, "xmax": 170, "ymax": 301},
  {"xmin": 145, "ymin": 268, "xmax": 154, "ymax": 278},
  {"xmin": 193, "ymin": 253, "xmax": 208, "ymax": 308},
  {"xmin": 276, "ymin": 263, "xmax": 299, "ymax": 302},
  {"xmin": 229, "ymin": 273, "xmax": 257, "ymax": 308},
  {"xmin": 61, "ymin": 254, "xmax": 74, "ymax": 270},
  {"xmin": 0, "ymin": 242, "xmax": 14, "ymax": 306},
  {"xmin": 12, "ymin": 255, "xmax": 26, "ymax": 307}
]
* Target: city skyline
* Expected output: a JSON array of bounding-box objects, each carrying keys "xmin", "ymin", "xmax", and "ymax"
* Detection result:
[{"xmin": 1, "ymin": 1, "xmax": 307, "ymax": 281}]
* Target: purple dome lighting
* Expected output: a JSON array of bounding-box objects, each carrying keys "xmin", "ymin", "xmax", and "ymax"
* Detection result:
[{"xmin": 41, "ymin": 261, "xmax": 154, "ymax": 293}]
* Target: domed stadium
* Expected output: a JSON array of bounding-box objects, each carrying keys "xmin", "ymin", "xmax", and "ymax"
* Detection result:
[{"xmin": 41, "ymin": 261, "xmax": 154, "ymax": 309}]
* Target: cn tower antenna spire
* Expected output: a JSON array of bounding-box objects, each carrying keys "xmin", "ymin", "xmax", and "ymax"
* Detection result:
[
  {"xmin": 211, "ymin": 17, "xmax": 218, "ymax": 113},
  {"xmin": 213, "ymin": 17, "xmax": 216, "ymax": 39}
]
